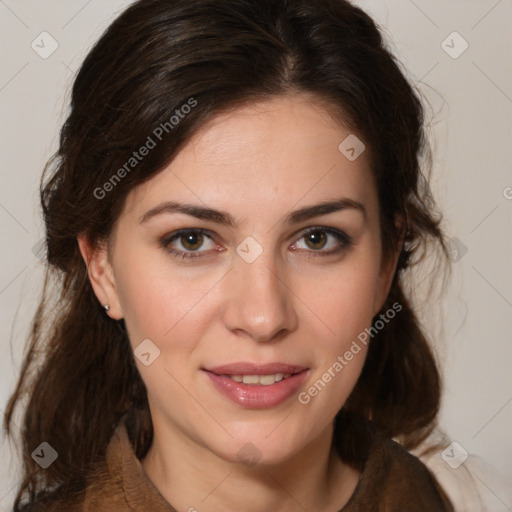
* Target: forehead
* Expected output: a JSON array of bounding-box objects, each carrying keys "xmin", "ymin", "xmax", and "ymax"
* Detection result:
[{"xmin": 121, "ymin": 93, "xmax": 377, "ymax": 223}]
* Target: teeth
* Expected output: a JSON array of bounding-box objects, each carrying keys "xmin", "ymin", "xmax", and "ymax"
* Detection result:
[
  {"xmin": 242, "ymin": 375, "xmax": 260, "ymax": 385},
  {"xmin": 259, "ymin": 374, "xmax": 277, "ymax": 385},
  {"xmin": 226, "ymin": 373, "xmax": 293, "ymax": 385}
]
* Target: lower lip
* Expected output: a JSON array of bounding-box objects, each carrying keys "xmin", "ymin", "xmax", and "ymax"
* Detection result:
[{"xmin": 204, "ymin": 370, "xmax": 309, "ymax": 409}]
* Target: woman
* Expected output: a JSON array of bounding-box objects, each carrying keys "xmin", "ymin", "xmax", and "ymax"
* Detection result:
[{"xmin": 4, "ymin": 0, "xmax": 454, "ymax": 510}]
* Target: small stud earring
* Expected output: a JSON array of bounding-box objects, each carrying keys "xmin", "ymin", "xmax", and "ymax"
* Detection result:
[{"xmin": 103, "ymin": 304, "xmax": 110, "ymax": 313}]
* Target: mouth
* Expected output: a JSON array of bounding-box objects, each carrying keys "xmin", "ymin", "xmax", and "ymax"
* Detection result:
[
  {"xmin": 216, "ymin": 372, "xmax": 296, "ymax": 385},
  {"xmin": 202, "ymin": 362, "xmax": 309, "ymax": 408}
]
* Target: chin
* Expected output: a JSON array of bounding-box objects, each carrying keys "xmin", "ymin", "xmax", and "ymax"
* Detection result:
[{"xmin": 210, "ymin": 428, "xmax": 306, "ymax": 468}]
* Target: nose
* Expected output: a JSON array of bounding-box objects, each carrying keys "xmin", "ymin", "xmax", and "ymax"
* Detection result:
[{"xmin": 221, "ymin": 247, "xmax": 298, "ymax": 343}]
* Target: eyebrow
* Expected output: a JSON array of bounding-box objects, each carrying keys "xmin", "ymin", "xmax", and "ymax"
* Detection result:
[{"xmin": 139, "ymin": 198, "xmax": 366, "ymax": 226}]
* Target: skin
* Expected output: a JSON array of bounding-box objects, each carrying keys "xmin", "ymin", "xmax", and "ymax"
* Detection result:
[{"xmin": 79, "ymin": 92, "xmax": 402, "ymax": 512}]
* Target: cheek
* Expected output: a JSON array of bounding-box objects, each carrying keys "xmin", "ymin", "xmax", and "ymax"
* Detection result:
[
  {"xmin": 113, "ymin": 253, "xmax": 227, "ymax": 369},
  {"xmin": 299, "ymin": 259, "xmax": 381, "ymax": 347},
  {"xmin": 112, "ymin": 248, "xmax": 199, "ymax": 346},
  {"xmin": 298, "ymin": 274, "xmax": 374, "ymax": 414}
]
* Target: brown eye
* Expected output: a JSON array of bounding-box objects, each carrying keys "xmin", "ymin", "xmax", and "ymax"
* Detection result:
[
  {"xmin": 303, "ymin": 230, "xmax": 327, "ymax": 250},
  {"xmin": 180, "ymin": 231, "xmax": 204, "ymax": 251},
  {"xmin": 160, "ymin": 229, "xmax": 217, "ymax": 259},
  {"xmin": 292, "ymin": 227, "xmax": 352, "ymax": 256}
]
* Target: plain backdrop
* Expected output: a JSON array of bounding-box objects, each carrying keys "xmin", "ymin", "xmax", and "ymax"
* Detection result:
[{"xmin": 1, "ymin": 1, "xmax": 511, "ymax": 510}]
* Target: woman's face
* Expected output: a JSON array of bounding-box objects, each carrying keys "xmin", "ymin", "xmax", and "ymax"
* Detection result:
[{"xmin": 83, "ymin": 93, "xmax": 398, "ymax": 465}]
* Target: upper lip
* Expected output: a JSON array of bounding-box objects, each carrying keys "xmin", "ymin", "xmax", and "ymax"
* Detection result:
[{"xmin": 204, "ymin": 362, "xmax": 308, "ymax": 375}]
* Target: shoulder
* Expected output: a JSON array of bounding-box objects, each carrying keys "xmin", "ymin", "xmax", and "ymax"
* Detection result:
[
  {"xmin": 350, "ymin": 432, "xmax": 454, "ymax": 511},
  {"xmin": 18, "ymin": 420, "xmax": 167, "ymax": 512},
  {"xmin": 17, "ymin": 430, "xmax": 125, "ymax": 512},
  {"xmin": 335, "ymin": 414, "xmax": 454, "ymax": 511},
  {"xmin": 376, "ymin": 436, "xmax": 453, "ymax": 506}
]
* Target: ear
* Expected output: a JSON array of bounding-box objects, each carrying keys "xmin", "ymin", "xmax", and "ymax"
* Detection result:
[
  {"xmin": 373, "ymin": 215, "xmax": 406, "ymax": 316},
  {"xmin": 77, "ymin": 234, "xmax": 123, "ymax": 320}
]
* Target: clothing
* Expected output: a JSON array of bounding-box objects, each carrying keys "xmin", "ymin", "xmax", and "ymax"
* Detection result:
[{"xmin": 23, "ymin": 415, "xmax": 453, "ymax": 511}]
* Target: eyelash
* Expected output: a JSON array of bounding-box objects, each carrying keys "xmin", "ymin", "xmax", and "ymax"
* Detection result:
[{"xmin": 159, "ymin": 227, "xmax": 352, "ymax": 261}]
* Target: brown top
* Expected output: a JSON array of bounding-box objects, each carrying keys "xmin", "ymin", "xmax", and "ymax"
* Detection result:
[{"xmin": 24, "ymin": 416, "xmax": 454, "ymax": 512}]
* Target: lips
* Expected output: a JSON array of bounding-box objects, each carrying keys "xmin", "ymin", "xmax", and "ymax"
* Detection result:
[
  {"xmin": 202, "ymin": 362, "xmax": 309, "ymax": 408},
  {"xmin": 205, "ymin": 362, "xmax": 308, "ymax": 375}
]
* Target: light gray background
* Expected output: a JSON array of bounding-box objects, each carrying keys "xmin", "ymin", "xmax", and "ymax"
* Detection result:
[{"xmin": 1, "ymin": 1, "xmax": 511, "ymax": 510}]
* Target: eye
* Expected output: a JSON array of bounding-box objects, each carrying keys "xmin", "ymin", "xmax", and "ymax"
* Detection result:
[
  {"xmin": 291, "ymin": 227, "xmax": 352, "ymax": 256},
  {"xmin": 160, "ymin": 229, "xmax": 218, "ymax": 259}
]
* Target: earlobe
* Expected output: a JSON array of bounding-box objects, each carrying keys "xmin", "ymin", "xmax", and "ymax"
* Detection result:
[{"xmin": 77, "ymin": 234, "xmax": 123, "ymax": 319}]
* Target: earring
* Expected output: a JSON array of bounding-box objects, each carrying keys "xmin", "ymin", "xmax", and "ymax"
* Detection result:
[{"xmin": 103, "ymin": 304, "xmax": 110, "ymax": 313}]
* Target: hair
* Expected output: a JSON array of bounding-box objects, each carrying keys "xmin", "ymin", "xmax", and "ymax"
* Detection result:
[{"xmin": 4, "ymin": 0, "xmax": 450, "ymax": 508}]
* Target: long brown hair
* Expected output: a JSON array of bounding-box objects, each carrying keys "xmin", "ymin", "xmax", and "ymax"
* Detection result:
[{"xmin": 4, "ymin": 0, "xmax": 450, "ymax": 508}]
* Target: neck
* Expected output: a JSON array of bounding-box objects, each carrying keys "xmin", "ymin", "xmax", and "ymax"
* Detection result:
[{"xmin": 140, "ymin": 419, "xmax": 360, "ymax": 512}]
